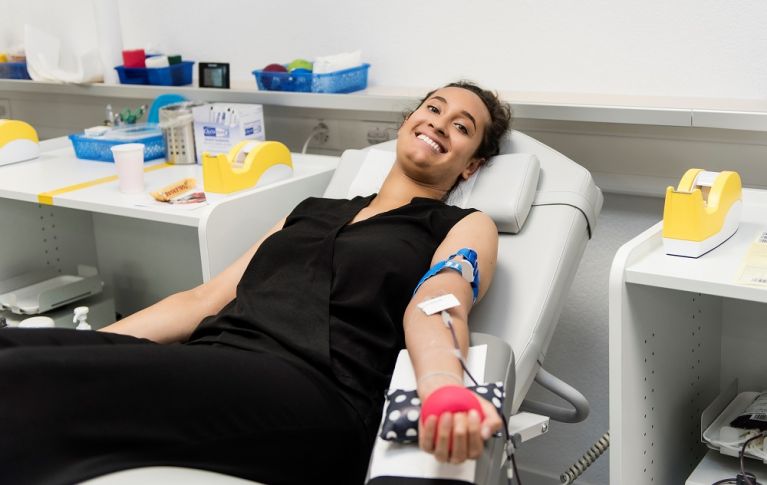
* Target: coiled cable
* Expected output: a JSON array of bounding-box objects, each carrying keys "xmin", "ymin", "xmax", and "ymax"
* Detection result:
[
  {"xmin": 301, "ymin": 123, "xmax": 329, "ymax": 154},
  {"xmin": 560, "ymin": 431, "xmax": 610, "ymax": 484}
]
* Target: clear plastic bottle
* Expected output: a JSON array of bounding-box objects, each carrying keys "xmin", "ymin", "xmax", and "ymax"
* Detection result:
[{"xmin": 74, "ymin": 306, "xmax": 91, "ymax": 330}]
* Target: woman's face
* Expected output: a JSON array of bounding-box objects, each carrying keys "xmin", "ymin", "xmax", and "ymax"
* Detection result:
[{"xmin": 396, "ymin": 86, "xmax": 490, "ymax": 190}]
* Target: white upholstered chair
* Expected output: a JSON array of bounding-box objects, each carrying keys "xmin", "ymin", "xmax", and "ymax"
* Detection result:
[{"xmin": 85, "ymin": 130, "xmax": 602, "ymax": 484}]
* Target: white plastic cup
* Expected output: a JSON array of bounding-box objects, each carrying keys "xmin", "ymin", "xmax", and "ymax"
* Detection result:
[{"xmin": 111, "ymin": 143, "xmax": 145, "ymax": 193}]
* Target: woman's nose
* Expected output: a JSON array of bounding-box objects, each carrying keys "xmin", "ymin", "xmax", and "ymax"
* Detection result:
[{"xmin": 429, "ymin": 118, "xmax": 448, "ymax": 137}]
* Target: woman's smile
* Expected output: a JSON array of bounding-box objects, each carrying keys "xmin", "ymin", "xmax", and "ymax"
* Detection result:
[{"xmin": 416, "ymin": 133, "xmax": 445, "ymax": 154}]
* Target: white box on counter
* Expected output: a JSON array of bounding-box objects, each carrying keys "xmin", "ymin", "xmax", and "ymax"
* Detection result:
[{"xmin": 192, "ymin": 103, "xmax": 265, "ymax": 163}]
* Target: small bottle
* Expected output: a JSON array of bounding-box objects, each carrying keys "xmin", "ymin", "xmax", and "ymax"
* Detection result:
[
  {"xmin": 105, "ymin": 104, "xmax": 114, "ymax": 127},
  {"xmin": 74, "ymin": 306, "xmax": 91, "ymax": 330}
]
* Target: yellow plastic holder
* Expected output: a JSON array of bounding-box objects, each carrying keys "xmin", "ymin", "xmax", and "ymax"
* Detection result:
[
  {"xmin": 202, "ymin": 140, "xmax": 293, "ymax": 194},
  {"xmin": 662, "ymin": 168, "xmax": 742, "ymax": 258},
  {"xmin": 0, "ymin": 119, "xmax": 40, "ymax": 167}
]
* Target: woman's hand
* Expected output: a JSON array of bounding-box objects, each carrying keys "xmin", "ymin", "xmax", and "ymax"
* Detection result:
[{"xmin": 418, "ymin": 394, "xmax": 503, "ymax": 463}]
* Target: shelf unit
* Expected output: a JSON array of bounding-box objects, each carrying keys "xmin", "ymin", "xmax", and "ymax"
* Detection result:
[
  {"xmin": 609, "ymin": 188, "xmax": 767, "ymax": 484},
  {"xmin": 3, "ymin": 79, "xmax": 767, "ymax": 131}
]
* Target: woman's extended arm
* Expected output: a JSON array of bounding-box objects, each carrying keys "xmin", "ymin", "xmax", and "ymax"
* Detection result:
[
  {"xmin": 99, "ymin": 218, "xmax": 286, "ymax": 344},
  {"xmin": 403, "ymin": 211, "xmax": 501, "ymax": 464}
]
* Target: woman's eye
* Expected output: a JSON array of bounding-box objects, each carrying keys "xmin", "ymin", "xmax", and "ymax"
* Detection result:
[
  {"xmin": 455, "ymin": 123, "xmax": 468, "ymax": 135},
  {"xmin": 427, "ymin": 105, "xmax": 440, "ymax": 114}
]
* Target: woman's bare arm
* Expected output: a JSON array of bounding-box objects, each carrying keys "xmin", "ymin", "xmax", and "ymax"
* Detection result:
[
  {"xmin": 403, "ymin": 211, "xmax": 501, "ymax": 463},
  {"xmin": 99, "ymin": 218, "xmax": 286, "ymax": 344}
]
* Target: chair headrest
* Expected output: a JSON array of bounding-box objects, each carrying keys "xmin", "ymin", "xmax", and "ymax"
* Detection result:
[{"xmin": 335, "ymin": 144, "xmax": 540, "ymax": 234}]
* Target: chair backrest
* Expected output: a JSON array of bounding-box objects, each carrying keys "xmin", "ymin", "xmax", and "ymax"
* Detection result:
[{"xmin": 325, "ymin": 130, "xmax": 603, "ymax": 412}]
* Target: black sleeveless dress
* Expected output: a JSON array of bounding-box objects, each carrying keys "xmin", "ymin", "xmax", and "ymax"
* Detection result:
[
  {"xmin": 188, "ymin": 194, "xmax": 478, "ymax": 433},
  {"xmin": 0, "ymin": 194, "xmax": 479, "ymax": 484}
]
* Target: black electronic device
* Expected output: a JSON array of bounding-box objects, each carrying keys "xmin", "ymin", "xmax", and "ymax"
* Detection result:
[{"xmin": 199, "ymin": 62, "xmax": 230, "ymax": 89}]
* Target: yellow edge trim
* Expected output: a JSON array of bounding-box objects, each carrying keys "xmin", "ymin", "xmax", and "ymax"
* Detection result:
[{"xmin": 37, "ymin": 163, "xmax": 173, "ymax": 205}]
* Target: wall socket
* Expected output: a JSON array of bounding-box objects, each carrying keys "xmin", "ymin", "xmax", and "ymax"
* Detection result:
[
  {"xmin": 268, "ymin": 117, "xmax": 399, "ymax": 154},
  {"xmin": 360, "ymin": 121, "xmax": 398, "ymax": 147}
]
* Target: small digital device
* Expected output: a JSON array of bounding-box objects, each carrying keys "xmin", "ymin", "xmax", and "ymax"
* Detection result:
[{"xmin": 199, "ymin": 62, "xmax": 230, "ymax": 89}]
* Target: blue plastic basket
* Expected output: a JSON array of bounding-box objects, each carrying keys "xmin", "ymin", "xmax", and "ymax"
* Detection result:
[
  {"xmin": 69, "ymin": 126, "xmax": 166, "ymax": 162},
  {"xmin": 252, "ymin": 63, "xmax": 370, "ymax": 93},
  {"xmin": 0, "ymin": 62, "xmax": 32, "ymax": 80},
  {"xmin": 114, "ymin": 61, "xmax": 195, "ymax": 86}
]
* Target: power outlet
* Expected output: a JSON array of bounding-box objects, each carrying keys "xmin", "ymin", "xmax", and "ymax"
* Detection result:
[
  {"xmin": 361, "ymin": 122, "xmax": 398, "ymax": 147},
  {"xmin": 0, "ymin": 99, "xmax": 10, "ymax": 118},
  {"xmin": 311, "ymin": 121, "xmax": 330, "ymax": 145},
  {"xmin": 304, "ymin": 119, "xmax": 339, "ymax": 151}
]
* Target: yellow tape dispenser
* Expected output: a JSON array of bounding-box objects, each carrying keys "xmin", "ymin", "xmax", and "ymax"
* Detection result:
[
  {"xmin": 662, "ymin": 168, "xmax": 742, "ymax": 258},
  {"xmin": 0, "ymin": 119, "xmax": 40, "ymax": 167},
  {"xmin": 202, "ymin": 140, "xmax": 293, "ymax": 194}
]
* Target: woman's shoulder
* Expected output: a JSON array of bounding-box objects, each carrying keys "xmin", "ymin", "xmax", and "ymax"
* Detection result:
[{"xmin": 454, "ymin": 210, "xmax": 497, "ymax": 233}]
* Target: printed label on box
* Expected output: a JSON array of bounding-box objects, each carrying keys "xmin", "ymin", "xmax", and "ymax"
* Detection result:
[{"xmin": 193, "ymin": 103, "xmax": 265, "ymax": 162}]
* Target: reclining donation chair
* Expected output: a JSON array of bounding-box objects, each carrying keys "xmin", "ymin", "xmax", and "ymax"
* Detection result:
[{"xmin": 86, "ymin": 130, "xmax": 603, "ymax": 484}]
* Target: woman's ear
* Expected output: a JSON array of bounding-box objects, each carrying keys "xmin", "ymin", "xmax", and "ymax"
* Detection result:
[{"xmin": 462, "ymin": 158, "xmax": 484, "ymax": 180}]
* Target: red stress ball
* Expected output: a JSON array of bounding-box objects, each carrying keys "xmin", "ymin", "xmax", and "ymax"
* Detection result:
[{"xmin": 421, "ymin": 385, "xmax": 485, "ymax": 424}]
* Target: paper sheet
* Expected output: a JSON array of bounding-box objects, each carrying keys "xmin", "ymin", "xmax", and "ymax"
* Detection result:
[
  {"xmin": 736, "ymin": 230, "xmax": 767, "ymax": 287},
  {"xmin": 368, "ymin": 345, "xmax": 487, "ymax": 481}
]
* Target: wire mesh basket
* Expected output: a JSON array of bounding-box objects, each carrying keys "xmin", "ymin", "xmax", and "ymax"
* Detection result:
[
  {"xmin": 69, "ymin": 124, "xmax": 165, "ymax": 162},
  {"xmin": 159, "ymin": 102, "xmax": 202, "ymax": 164}
]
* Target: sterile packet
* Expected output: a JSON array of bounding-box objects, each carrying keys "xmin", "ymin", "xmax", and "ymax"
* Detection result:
[{"xmin": 731, "ymin": 391, "xmax": 767, "ymax": 431}]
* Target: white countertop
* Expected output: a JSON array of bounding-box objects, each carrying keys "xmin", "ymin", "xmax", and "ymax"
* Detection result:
[
  {"xmin": 625, "ymin": 188, "xmax": 767, "ymax": 303},
  {"xmin": 0, "ymin": 138, "xmax": 339, "ymax": 227}
]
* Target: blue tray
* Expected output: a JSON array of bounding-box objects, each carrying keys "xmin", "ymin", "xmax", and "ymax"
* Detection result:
[
  {"xmin": 252, "ymin": 63, "xmax": 369, "ymax": 93},
  {"xmin": 69, "ymin": 125, "xmax": 166, "ymax": 162},
  {"xmin": 115, "ymin": 61, "xmax": 195, "ymax": 86},
  {"xmin": 0, "ymin": 62, "xmax": 32, "ymax": 80}
]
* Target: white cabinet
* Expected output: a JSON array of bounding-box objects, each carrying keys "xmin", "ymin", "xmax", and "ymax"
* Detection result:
[
  {"xmin": 0, "ymin": 138, "xmax": 338, "ymax": 318},
  {"xmin": 609, "ymin": 189, "xmax": 767, "ymax": 484}
]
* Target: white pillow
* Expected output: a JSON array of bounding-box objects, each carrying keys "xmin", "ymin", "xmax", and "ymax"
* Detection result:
[
  {"xmin": 343, "ymin": 148, "xmax": 540, "ymax": 234},
  {"xmin": 347, "ymin": 149, "xmax": 479, "ymax": 208}
]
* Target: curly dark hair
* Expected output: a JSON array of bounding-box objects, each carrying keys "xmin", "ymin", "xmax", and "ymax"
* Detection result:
[{"xmin": 408, "ymin": 80, "xmax": 513, "ymax": 163}]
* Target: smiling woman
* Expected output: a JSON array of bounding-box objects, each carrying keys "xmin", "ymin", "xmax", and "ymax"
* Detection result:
[
  {"xmin": 392, "ymin": 81, "xmax": 513, "ymax": 200},
  {"xmin": 408, "ymin": 82, "xmax": 512, "ymax": 161},
  {"xmin": 0, "ymin": 81, "xmax": 513, "ymax": 484}
]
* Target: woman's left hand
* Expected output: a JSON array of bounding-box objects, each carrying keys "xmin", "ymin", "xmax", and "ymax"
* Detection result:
[{"xmin": 418, "ymin": 394, "xmax": 503, "ymax": 464}]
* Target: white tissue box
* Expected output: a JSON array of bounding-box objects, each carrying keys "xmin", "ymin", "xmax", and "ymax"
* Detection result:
[{"xmin": 192, "ymin": 103, "xmax": 265, "ymax": 162}]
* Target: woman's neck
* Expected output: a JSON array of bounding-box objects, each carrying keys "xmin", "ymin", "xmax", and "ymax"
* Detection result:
[{"xmin": 374, "ymin": 163, "xmax": 446, "ymax": 210}]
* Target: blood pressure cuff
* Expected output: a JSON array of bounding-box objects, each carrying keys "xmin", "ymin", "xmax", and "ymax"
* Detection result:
[{"xmin": 379, "ymin": 382, "xmax": 506, "ymax": 443}]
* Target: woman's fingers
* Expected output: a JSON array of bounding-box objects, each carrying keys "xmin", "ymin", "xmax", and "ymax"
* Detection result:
[
  {"xmin": 467, "ymin": 409, "xmax": 483, "ymax": 459},
  {"xmin": 434, "ymin": 413, "xmax": 453, "ymax": 462},
  {"xmin": 419, "ymin": 414, "xmax": 438, "ymax": 452},
  {"xmin": 477, "ymin": 397, "xmax": 503, "ymax": 439},
  {"xmin": 420, "ymin": 403, "xmax": 501, "ymax": 463},
  {"xmin": 449, "ymin": 412, "xmax": 468, "ymax": 463}
]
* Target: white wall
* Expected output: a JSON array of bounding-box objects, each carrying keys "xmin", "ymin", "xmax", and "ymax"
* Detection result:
[
  {"xmin": 3, "ymin": 2, "xmax": 766, "ymax": 484},
  {"xmin": 3, "ymin": 0, "xmax": 767, "ymax": 99}
]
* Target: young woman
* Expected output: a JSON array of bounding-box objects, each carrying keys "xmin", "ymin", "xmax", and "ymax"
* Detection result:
[{"xmin": 0, "ymin": 81, "xmax": 512, "ymax": 484}]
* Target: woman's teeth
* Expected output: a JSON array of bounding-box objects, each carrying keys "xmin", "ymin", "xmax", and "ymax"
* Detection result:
[{"xmin": 417, "ymin": 134, "xmax": 443, "ymax": 153}]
